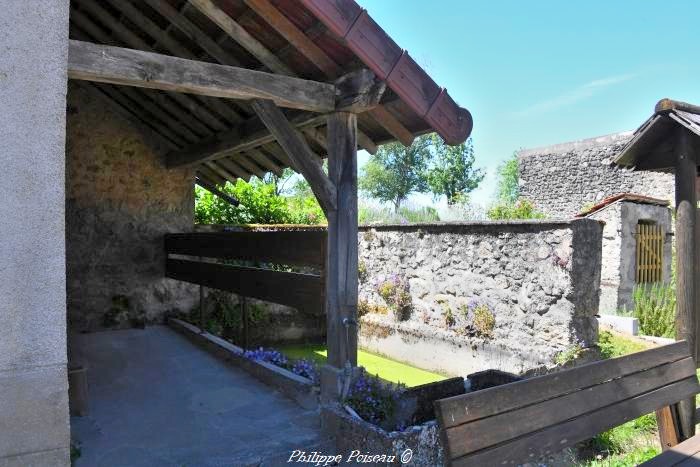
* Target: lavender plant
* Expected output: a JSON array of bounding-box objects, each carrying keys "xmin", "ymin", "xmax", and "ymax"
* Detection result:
[{"xmin": 344, "ymin": 371, "xmax": 404, "ymax": 427}]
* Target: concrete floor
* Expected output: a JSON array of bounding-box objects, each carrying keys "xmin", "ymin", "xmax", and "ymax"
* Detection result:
[{"xmin": 70, "ymin": 326, "xmax": 325, "ymax": 467}]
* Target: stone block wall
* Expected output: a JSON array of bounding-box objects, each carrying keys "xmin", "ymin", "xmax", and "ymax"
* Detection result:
[
  {"xmin": 66, "ymin": 83, "xmax": 198, "ymax": 331},
  {"xmin": 588, "ymin": 201, "xmax": 673, "ymax": 313},
  {"xmin": 357, "ymin": 220, "xmax": 603, "ymax": 375},
  {"xmin": 518, "ymin": 132, "xmax": 674, "ymax": 218}
]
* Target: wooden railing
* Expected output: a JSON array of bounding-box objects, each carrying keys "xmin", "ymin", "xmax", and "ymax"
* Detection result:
[{"xmin": 164, "ymin": 230, "xmax": 327, "ymax": 316}]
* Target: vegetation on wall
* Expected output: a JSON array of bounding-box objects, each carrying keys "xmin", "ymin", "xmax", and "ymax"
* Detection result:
[
  {"xmin": 487, "ymin": 153, "xmax": 545, "ymax": 220},
  {"xmin": 195, "ymin": 176, "xmax": 325, "ymax": 225}
]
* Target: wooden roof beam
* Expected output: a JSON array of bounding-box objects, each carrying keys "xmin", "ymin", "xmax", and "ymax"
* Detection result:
[
  {"xmin": 196, "ymin": 176, "xmax": 240, "ymax": 206},
  {"xmin": 251, "ymin": 99, "xmax": 336, "ymax": 212},
  {"xmin": 188, "ymin": 0, "xmax": 293, "ymax": 75},
  {"xmin": 67, "ymin": 40, "xmax": 337, "ymax": 113}
]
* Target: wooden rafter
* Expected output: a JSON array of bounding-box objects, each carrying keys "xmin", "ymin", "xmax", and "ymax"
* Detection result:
[
  {"xmin": 196, "ymin": 177, "xmax": 240, "ymax": 206},
  {"xmin": 67, "ymin": 40, "xmax": 337, "ymax": 113},
  {"xmin": 251, "ymin": 99, "xmax": 336, "ymax": 213},
  {"xmin": 243, "ymin": 0, "xmax": 413, "ymax": 146},
  {"xmin": 188, "ymin": 0, "xmax": 293, "ymax": 75},
  {"xmin": 75, "ymin": 0, "xmax": 230, "ymax": 132}
]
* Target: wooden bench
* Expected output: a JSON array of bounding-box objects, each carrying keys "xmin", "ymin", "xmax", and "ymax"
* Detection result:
[{"xmin": 434, "ymin": 341, "xmax": 700, "ymax": 466}]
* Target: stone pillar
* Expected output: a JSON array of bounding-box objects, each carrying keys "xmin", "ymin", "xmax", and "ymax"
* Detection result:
[{"xmin": 0, "ymin": 1, "xmax": 71, "ymax": 465}]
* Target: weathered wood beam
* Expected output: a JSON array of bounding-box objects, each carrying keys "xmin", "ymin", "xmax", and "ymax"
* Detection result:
[
  {"xmin": 335, "ymin": 69, "xmax": 386, "ymax": 113},
  {"xmin": 229, "ymin": 155, "xmax": 266, "ymax": 179},
  {"xmin": 675, "ymin": 127, "xmax": 697, "ymax": 439},
  {"xmin": 188, "ymin": 0, "xmax": 293, "ymax": 75},
  {"xmin": 205, "ymin": 161, "xmax": 238, "ymax": 184},
  {"xmin": 217, "ymin": 157, "xmax": 252, "ymax": 180},
  {"xmin": 198, "ymin": 164, "xmax": 227, "ymax": 186},
  {"xmin": 241, "ymin": 0, "xmax": 412, "ymax": 146},
  {"xmin": 368, "ymin": 106, "xmax": 415, "ymax": 147},
  {"xmin": 168, "ymin": 111, "xmax": 326, "ymax": 167},
  {"xmin": 67, "ymin": 40, "xmax": 337, "ymax": 113},
  {"xmin": 325, "ymin": 111, "xmax": 359, "ymax": 369},
  {"xmin": 245, "ymin": 149, "xmax": 284, "ymax": 176},
  {"xmin": 75, "ymin": 1, "xmax": 233, "ymax": 130},
  {"xmin": 243, "ymin": 0, "xmax": 341, "ymax": 77},
  {"xmin": 251, "ymin": 99, "xmax": 336, "ymax": 212},
  {"xmin": 196, "ymin": 176, "xmax": 240, "ymax": 206}
]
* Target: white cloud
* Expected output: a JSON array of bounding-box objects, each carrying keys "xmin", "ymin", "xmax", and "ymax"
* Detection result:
[{"xmin": 513, "ymin": 73, "xmax": 636, "ymax": 117}]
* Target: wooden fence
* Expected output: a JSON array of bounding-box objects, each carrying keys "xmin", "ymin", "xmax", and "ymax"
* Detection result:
[
  {"xmin": 164, "ymin": 230, "xmax": 327, "ymax": 344},
  {"xmin": 636, "ymin": 223, "xmax": 664, "ymax": 284}
]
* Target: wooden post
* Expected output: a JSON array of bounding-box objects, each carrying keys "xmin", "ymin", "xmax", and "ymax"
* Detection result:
[
  {"xmin": 675, "ymin": 127, "xmax": 697, "ymax": 439},
  {"xmin": 241, "ymin": 296, "xmax": 249, "ymax": 349},
  {"xmin": 655, "ymin": 406, "xmax": 680, "ymax": 451},
  {"xmin": 324, "ymin": 112, "xmax": 358, "ymax": 369}
]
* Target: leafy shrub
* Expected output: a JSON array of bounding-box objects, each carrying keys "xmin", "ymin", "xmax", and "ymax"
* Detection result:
[
  {"xmin": 555, "ymin": 341, "xmax": 584, "ymax": 365},
  {"xmin": 633, "ymin": 283, "xmax": 675, "ymax": 338},
  {"xmin": 375, "ymin": 274, "xmax": 412, "ymax": 320},
  {"xmin": 195, "ymin": 179, "xmax": 325, "ymax": 225},
  {"xmin": 344, "ymin": 371, "xmax": 404, "ymax": 427},
  {"xmin": 472, "ymin": 304, "xmax": 496, "ymax": 337},
  {"xmin": 486, "ymin": 199, "xmax": 545, "ymax": 220},
  {"xmin": 442, "ymin": 305, "xmax": 456, "ymax": 327},
  {"xmin": 358, "ymin": 260, "xmax": 368, "ymax": 283},
  {"xmin": 598, "ymin": 330, "xmax": 649, "ymax": 360},
  {"xmin": 358, "ymin": 299, "xmax": 389, "ymax": 317}
]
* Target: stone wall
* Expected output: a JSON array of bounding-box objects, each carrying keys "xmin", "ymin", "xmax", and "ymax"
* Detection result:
[
  {"xmin": 588, "ymin": 200, "xmax": 673, "ymax": 313},
  {"xmin": 357, "ymin": 220, "xmax": 603, "ymax": 375},
  {"xmin": 0, "ymin": 1, "xmax": 71, "ymax": 464},
  {"xmin": 66, "ymin": 83, "xmax": 198, "ymax": 331},
  {"xmin": 518, "ymin": 132, "xmax": 674, "ymax": 219}
]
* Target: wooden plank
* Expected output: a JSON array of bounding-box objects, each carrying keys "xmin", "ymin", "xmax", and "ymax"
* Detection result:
[
  {"xmin": 164, "ymin": 231, "xmax": 327, "ymax": 267},
  {"xmin": 435, "ymin": 341, "xmax": 691, "ymax": 430},
  {"xmin": 81, "ymin": 83, "xmax": 179, "ymax": 151},
  {"xmin": 324, "ymin": 112, "xmax": 358, "ymax": 368},
  {"xmin": 640, "ymin": 433, "xmax": 700, "ymax": 466},
  {"xmin": 195, "ymin": 177, "xmax": 240, "ymax": 206},
  {"xmin": 245, "ymin": 148, "xmax": 284, "ymax": 176},
  {"xmin": 165, "ymin": 258, "xmax": 323, "ymax": 313},
  {"xmin": 229, "ymin": 155, "xmax": 266, "ymax": 179},
  {"xmin": 368, "ymin": 106, "xmax": 415, "ymax": 147},
  {"xmin": 243, "ymin": 0, "xmax": 341, "ymax": 77},
  {"xmin": 217, "ymin": 157, "xmax": 253, "ymax": 180},
  {"xmin": 450, "ymin": 377, "xmax": 700, "ymax": 467},
  {"xmin": 656, "ymin": 405, "xmax": 681, "ymax": 451},
  {"xmin": 675, "ymin": 127, "xmax": 697, "ymax": 438},
  {"xmin": 143, "ymin": 0, "xmax": 242, "ymax": 67},
  {"xmin": 96, "ymin": 0, "xmax": 232, "ymax": 131},
  {"xmin": 68, "ymin": 40, "xmax": 337, "ymax": 113},
  {"xmin": 444, "ymin": 357, "xmax": 696, "ymax": 459},
  {"xmin": 167, "ymin": 112, "xmax": 327, "ymax": 167},
  {"xmin": 188, "ymin": 0, "xmax": 293, "ymax": 75},
  {"xmin": 198, "ymin": 164, "xmax": 227, "ymax": 186},
  {"xmin": 251, "ymin": 99, "xmax": 336, "ymax": 212}
]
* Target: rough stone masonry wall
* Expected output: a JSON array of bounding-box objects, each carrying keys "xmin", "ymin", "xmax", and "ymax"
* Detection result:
[
  {"xmin": 518, "ymin": 132, "xmax": 675, "ymax": 218},
  {"xmin": 357, "ymin": 220, "xmax": 603, "ymax": 376},
  {"xmin": 66, "ymin": 83, "xmax": 198, "ymax": 331}
]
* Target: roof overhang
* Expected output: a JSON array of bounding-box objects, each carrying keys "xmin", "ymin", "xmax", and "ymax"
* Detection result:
[{"xmin": 615, "ymin": 99, "xmax": 700, "ymax": 171}]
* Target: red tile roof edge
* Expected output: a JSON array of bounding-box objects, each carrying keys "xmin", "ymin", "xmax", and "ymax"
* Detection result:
[
  {"xmin": 299, "ymin": 0, "xmax": 473, "ymax": 145},
  {"xmin": 576, "ymin": 193, "xmax": 670, "ymax": 217}
]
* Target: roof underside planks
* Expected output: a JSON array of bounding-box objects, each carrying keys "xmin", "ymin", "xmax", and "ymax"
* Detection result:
[
  {"xmin": 615, "ymin": 99, "xmax": 700, "ymax": 171},
  {"xmin": 67, "ymin": 0, "xmax": 472, "ymax": 186}
]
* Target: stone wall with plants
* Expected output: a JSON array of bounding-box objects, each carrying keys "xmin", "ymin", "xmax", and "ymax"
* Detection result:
[
  {"xmin": 518, "ymin": 132, "xmax": 674, "ymax": 218},
  {"xmin": 357, "ymin": 219, "xmax": 603, "ymax": 375},
  {"xmin": 65, "ymin": 83, "xmax": 198, "ymax": 331}
]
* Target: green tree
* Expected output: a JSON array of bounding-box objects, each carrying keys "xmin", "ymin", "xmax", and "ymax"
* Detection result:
[
  {"xmin": 359, "ymin": 136, "xmax": 432, "ymax": 211},
  {"xmin": 427, "ymin": 136, "xmax": 484, "ymax": 205},
  {"xmin": 494, "ymin": 152, "xmax": 520, "ymax": 204}
]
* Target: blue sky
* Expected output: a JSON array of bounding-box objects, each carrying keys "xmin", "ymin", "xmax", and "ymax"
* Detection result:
[{"xmin": 357, "ymin": 0, "xmax": 700, "ymax": 207}]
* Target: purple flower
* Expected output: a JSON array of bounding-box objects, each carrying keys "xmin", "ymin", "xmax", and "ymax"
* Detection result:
[{"xmin": 244, "ymin": 347, "xmax": 287, "ymax": 367}]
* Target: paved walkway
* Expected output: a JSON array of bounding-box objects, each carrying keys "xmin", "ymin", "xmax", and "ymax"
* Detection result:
[{"xmin": 71, "ymin": 326, "xmax": 324, "ymax": 467}]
